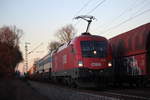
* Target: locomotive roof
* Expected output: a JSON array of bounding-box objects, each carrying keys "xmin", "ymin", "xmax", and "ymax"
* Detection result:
[
  {"xmin": 53, "ymin": 33, "xmax": 107, "ymax": 54},
  {"xmin": 73, "ymin": 33, "xmax": 107, "ymax": 42},
  {"xmin": 56, "ymin": 42, "xmax": 70, "ymax": 52}
]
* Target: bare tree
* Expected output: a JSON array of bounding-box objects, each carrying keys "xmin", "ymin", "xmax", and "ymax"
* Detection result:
[
  {"xmin": 48, "ymin": 41, "xmax": 61, "ymax": 53},
  {"xmin": 0, "ymin": 25, "xmax": 23, "ymax": 77},
  {"xmin": 55, "ymin": 24, "xmax": 76, "ymax": 43},
  {"xmin": 0, "ymin": 26, "xmax": 23, "ymax": 47}
]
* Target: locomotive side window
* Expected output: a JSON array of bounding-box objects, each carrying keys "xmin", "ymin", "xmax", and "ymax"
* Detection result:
[
  {"xmin": 70, "ymin": 44, "xmax": 75, "ymax": 54},
  {"xmin": 80, "ymin": 41, "xmax": 107, "ymax": 58}
]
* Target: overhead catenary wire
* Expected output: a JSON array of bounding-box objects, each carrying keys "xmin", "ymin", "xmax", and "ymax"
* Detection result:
[
  {"xmin": 95, "ymin": 0, "xmax": 148, "ymax": 32},
  {"xmin": 86, "ymin": 0, "xmax": 106, "ymax": 14},
  {"xmin": 73, "ymin": 0, "xmax": 94, "ymax": 17},
  {"xmin": 111, "ymin": 0, "xmax": 148, "ymax": 21},
  {"xmin": 28, "ymin": 42, "xmax": 43, "ymax": 54},
  {"xmin": 101, "ymin": 8, "xmax": 150, "ymax": 35},
  {"xmin": 130, "ymin": 0, "xmax": 150, "ymax": 17}
]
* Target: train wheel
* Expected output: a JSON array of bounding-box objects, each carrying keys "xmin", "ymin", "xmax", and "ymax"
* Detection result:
[
  {"xmin": 136, "ymin": 80, "xmax": 144, "ymax": 88},
  {"xmin": 96, "ymin": 83, "xmax": 106, "ymax": 90},
  {"xmin": 97, "ymin": 76, "xmax": 107, "ymax": 89},
  {"xmin": 63, "ymin": 79, "xmax": 68, "ymax": 86},
  {"xmin": 71, "ymin": 82, "xmax": 77, "ymax": 88},
  {"xmin": 143, "ymin": 79, "xmax": 150, "ymax": 87},
  {"xmin": 129, "ymin": 82, "xmax": 134, "ymax": 87},
  {"xmin": 68, "ymin": 78, "xmax": 77, "ymax": 88},
  {"xmin": 52, "ymin": 76, "xmax": 57, "ymax": 83},
  {"xmin": 65, "ymin": 77, "xmax": 72, "ymax": 87}
]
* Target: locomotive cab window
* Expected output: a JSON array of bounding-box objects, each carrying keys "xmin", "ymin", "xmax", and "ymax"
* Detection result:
[{"xmin": 80, "ymin": 41, "xmax": 107, "ymax": 58}]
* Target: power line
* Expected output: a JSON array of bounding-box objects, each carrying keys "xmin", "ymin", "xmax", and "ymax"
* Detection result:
[
  {"xmin": 112, "ymin": 0, "xmax": 148, "ymax": 23},
  {"xmin": 74, "ymin": 0, "xmax": 93, "ymax": 17},
  {"xmin": 28, "ymin": 42, "xmax": 43, "ymax": 54},
  {"xmin": 130, "ymin": 0, "xmax": 150, "ymax": 16},
  {"xmin": 95, "ymin": 0, "xmax": 147, "ymax": 32},
  {"xmin": 86, "ymin": 0, "xmax": 106, "ymax": 14},
  {"xmin": 101, "ymin": 8, "xmax": 150, "ymax": 34}
]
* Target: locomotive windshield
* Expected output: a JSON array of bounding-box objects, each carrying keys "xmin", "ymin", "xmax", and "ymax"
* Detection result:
[{"xmin": 81, "ymin": 41, "xmax": 107, "ymax": 58}]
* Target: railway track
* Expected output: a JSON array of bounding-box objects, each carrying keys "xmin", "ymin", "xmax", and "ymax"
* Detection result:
[{"xmin": 28, "ymin": 80, "xmax": 150, "ymax": 100}]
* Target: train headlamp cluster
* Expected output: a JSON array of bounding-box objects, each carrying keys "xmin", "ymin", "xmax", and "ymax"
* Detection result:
[
  {"xmin": 78, "ymin": 61, "xmax": 83, "ymax": 67},
  {"xmin": 108, "ymin": 62, "xmax": 112, "ymax": 67}
]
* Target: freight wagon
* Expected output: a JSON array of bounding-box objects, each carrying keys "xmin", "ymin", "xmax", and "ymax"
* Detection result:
[{"xmin": 109, "ymin": 23, "xmax": 150, "ymax": 86}]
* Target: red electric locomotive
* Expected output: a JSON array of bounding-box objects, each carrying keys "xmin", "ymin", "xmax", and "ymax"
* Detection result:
[
  {"xmin": 109, "ymin": 23, "xmax": 150, "ymax": 86},
  {"xmin": 51, "ymin": 33, "xmax": 112, "ymax": 87}
]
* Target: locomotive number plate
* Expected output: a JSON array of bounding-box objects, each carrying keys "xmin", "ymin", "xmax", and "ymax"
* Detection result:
[{"xmin": 91, "ymin": 63, "xmax": 101, "ymax": 66}]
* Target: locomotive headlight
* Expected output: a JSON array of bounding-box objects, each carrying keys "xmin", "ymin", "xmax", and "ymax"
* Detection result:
[
  {"xmin": 93, "ymin": 50, "xmax": 97, "ymax": 55},
  {"xmin": 78, "ymin": 61, "xmax": 83, "ymax": 67},
  {"xmin": 108, "ymin": 62, "xmax": 112, "ymax": 67}
]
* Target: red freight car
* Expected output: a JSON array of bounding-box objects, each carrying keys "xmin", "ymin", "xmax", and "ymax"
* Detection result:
[
  {"xmin": 109, "ymin": 23, "xmax": 150, "ymax": 86},
  {"xmin": 51, "ymin": 33, "xmax": 112, "ymax": 87}
]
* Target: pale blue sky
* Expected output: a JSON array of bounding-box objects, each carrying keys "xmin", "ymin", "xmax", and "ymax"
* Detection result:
[{"xmin": 0, "ymin": 0, "xmax": 150, "ymax": 72}]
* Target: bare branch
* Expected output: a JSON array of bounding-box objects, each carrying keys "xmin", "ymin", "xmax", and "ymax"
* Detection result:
[
  {"xmin": 55, "ymin": 24, "xmax": 76, "ymax": 43},
  {"xmin": 48, "ymin": 41, "xmax": 61, "ymax": 53}
]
